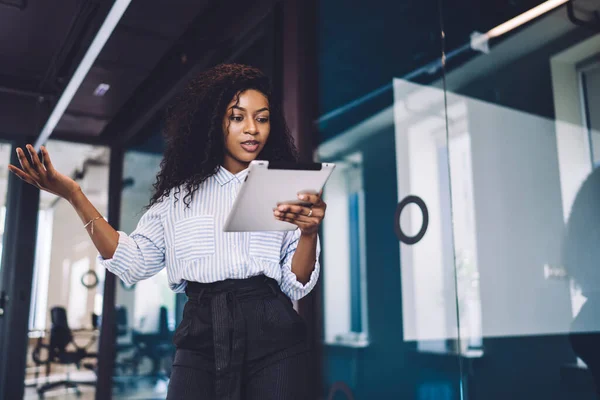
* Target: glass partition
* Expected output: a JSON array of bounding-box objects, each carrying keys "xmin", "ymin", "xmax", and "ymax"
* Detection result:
[
  {"xmin": 0, "ymin": 142, "xmax": 11, "ymax": 278},
  {"xmin": 316, "ymin": 1, "xmax": 465, "ymax": 398},
  {"xmin": 443, "ymin": 1, "xmax": 600, "ymax": 399},
  {"xmin": 24, "ymin": 140, "xmax": 109, "ymax": 399},
  {"xmin": 111, "ymin": 139, "xmax": 176, "ymax": 398}
]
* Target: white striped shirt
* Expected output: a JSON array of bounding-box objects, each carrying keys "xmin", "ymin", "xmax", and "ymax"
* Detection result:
[{"xmin": 98, "ymin": 166, "xmax": 320, "ymax": 300}]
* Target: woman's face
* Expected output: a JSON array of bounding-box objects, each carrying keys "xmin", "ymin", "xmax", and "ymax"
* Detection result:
[{"xmin": 222, "ymin": 89, "xmax": 271, "ymax": 173}]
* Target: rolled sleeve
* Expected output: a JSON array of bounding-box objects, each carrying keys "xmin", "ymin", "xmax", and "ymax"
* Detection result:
[
  {"xmin": 97, "ymin": 199, "xmax": 167, "ymax": 285},
  {"xmin": 97, "ymin": 231, "xmax": 135, "ymax": 276},
  {"xmin": 279, "ymin": 229, "xmax": 321, "ymax": 300}
]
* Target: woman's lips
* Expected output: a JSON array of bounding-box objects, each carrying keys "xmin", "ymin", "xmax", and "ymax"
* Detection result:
[{"xmin": 241, "ymin": 141, "xmax": 259, "ymax": 152}]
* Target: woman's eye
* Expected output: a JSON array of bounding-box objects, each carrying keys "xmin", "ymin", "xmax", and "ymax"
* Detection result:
[
  {"xmin": 257, "ymin": 117, "xmax": 269, "ymax": 123},
  {"xmin": 230, "ymin": 115, "xmax": 243, "ymax": 122}
]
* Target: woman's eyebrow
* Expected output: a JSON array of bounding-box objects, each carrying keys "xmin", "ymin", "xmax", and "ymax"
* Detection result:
[{"xmin": 231, "ymin": 105, "xmax": 270, "ymax": 113}]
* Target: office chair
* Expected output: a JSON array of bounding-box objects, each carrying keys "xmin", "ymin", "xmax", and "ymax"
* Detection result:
[
  {"xmin": 130, "ymin": 306, "xmax": 174, "ymax": 381},
  {"xmin": 113, "ymin": 306, "xmax": 136, "ymax": 376},
  {"xmin": 327, "ymin": 381, "xmax": 356, "ymax": 400},
  {"xmin": 34, "ymin": 307, "xmax": 98, "ymax": 398}
]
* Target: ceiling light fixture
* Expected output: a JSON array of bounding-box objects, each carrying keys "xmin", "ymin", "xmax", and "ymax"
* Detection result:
[
  {"xmin": 34, "ymin": 0, "xmax": 132, "ymax": 149},
  {"xmin": 488, "ymin": 0, "xmax": 569, "ymax": 38},
  {"xmin": 94, "ymin": 83, "xmax": 111, "ymax": 97},
  {"xmin": 471, "ymin": 0, "xmax": 569, "ymax": 52}
]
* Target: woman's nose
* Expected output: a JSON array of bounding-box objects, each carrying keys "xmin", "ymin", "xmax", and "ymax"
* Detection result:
[{"xmin": 245, "ymin": 120, "xmax": 258, "ymax": 134}]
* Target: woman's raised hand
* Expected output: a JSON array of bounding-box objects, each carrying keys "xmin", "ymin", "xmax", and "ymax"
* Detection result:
[{"xmin": 8, "ymin": 144, "xmax": 81, "ymax": 201}]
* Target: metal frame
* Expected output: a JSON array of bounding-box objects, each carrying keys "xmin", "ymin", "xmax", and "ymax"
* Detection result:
[
  {"xmin": 576, "ymin": 55, "xmax": 600, "ymax": 166},
  {"xmin": 0, "ymin": 137, "xmax": 41, "ymax": 400},
  {"xmin": 276, "ymin": 0, "xmax": 322, "ymax": 397},
  {"xmin": 95, "ymin": 146, "xmax": 124, "ymax": 399}
]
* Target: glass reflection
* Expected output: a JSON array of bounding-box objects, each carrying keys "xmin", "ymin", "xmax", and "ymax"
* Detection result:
[
  {"xmin": 112, "ymin": 148, "xmax": 176, "ymax": 398},
  {"xmin": 24, "ymin": 140, "xmax": 108, "ymax": 399},
  {"xmin": 443, "ymin": 1, "xmax": 600, "ymax": 398},
  {"xmin": 316, "ymin": 0, "xmax": 466, "ymax": 397}
]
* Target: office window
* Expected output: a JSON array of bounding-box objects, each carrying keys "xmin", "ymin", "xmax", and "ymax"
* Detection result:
[
  {"xmin": 322, "ymin": 152, "xmax": 369, "ymax": 347},
  {"xmin": 29, "ymin": 209, "xmax": 53, "ymax": 331},
  {"xmin": 579, "ymin": 59, "xmax": 600, "ymax": 167}
]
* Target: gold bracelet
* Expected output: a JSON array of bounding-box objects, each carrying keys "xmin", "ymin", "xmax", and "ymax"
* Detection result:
[{"xmin": 84, "ymin": 216, "xmax": 103, "ymax": 235}]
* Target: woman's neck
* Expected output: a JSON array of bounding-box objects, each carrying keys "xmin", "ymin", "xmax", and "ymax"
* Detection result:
[{"xmin": 222, "ymin": 160, "xmax": 249, "ymax": 175}]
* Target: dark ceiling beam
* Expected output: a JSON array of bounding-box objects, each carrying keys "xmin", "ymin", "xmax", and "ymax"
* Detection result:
[
  {"xmin": 113, "ymin": 23, "xmax": 174, "ymax": 43},
  {"xmin": 31, "ymin": 0, "xmax": 115, "ymax": 146},
  {"xmin": 52, "ymin": 130, "xmax": 113, "ymax": 146},
  {"xmin": 0, "ymin": 129, "xmax": 111, "ymax": 146},
  {"xmin": 63, "ymin": 109, "xmax": 110, "ymax": 120},
  {"xmin": 0, "ymin": 85, "xmax": 54, "ymax": 100},
  {"xmin": 0, "ymin": 74, "xmax": 56, "ymax": 100},
  {"xmin": 100, "ymin": 0, "xmax": 279, "ymax": 146},
  {"xmin": 0, "ymin": 0, "xmax": 27, "ymax": 10}
]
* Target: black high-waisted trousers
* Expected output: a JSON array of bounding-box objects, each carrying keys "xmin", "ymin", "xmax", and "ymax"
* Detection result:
[{"xmin": 166, "ymin": 275, "xmax": 312, "ymax": 400}]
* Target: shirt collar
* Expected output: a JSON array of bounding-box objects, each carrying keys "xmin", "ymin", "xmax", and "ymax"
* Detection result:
[{"xmin": 214, "ymin": 165, "xmax": 249, "ymax": 186}]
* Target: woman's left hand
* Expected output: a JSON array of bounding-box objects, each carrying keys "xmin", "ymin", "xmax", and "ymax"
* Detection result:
[{"xmin": 274, "ymin": 192, "xmax": 327, "ymax": 236}]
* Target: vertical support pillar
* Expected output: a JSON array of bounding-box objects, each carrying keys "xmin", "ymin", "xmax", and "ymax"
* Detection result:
[
  {"xmin": 277, "ymin": 0, "xmax": 323, "ymax": 397},
  {"xmin": 95, "ymin": 146, "xmax": 124, "ymax": 400},
  {"xmin": 0, "ymin": 138, "xmax": 41, "ymax": 400}
]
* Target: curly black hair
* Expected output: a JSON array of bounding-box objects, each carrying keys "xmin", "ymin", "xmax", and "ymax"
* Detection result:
[{"xmin": 149, "ymin": 63, "xmax": 298, "ymax": 208}]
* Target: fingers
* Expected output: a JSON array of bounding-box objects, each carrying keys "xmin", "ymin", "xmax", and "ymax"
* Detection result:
[
  {"xmin": 274, "ymin": 207, "xmax": 321, "ymax": 225},
  {"xmin": 26, "ymin": 144, "xmax": 46, "ymax": 175},
  {"xmin": 40, "ymin": 146, "xmax": 55, "ymax": 173},
  {"xmin": 16, "ymin": 147, "xmax": 39, "ymax": 179},
  {"xmin": 297, "ymin": 192, "xmax": 322, "ymax": 206},
  {"xmin": 275, "ymin": 204, "xmax": 323, "ymax": 218},
  {"xmin": 275, "ymin": 212, "xmax": 312, "ymax": 227},
  {"xmin": 276, "ymin": 192, "xmax": 327, "ymax": 234},
  {"xmin": 8, "ymin": 164, "xmax": 38, "ymax": 186}
]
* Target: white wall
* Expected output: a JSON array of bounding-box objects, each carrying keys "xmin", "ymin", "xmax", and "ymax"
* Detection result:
[
  {"xmin": 394, "ymin": 78, "xmax": 584, "ymax": 341},
  {"xmin": 321, "ymin": 163, "xmax": 352, "ymax": 343},
  {"xmin": 45, "ymin": 196, "xmax": 107, "ymax": 329},
  {"xmin": 457, "ymin": 93, "xmax": 572, "ymax": 338},
  {"xmin": 394, "ymin": 80, "xmax": 456, "ymax": 342}
]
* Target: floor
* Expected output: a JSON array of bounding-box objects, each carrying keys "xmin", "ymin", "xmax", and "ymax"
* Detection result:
[{"xmin": 23, "ymin": 370, "xmax": 169, "ymax": 400}]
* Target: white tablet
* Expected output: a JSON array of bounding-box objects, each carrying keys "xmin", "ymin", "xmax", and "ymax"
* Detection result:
[{"xmin": 223, "ymin": 160, "xmax": 336, "ymax": 232}]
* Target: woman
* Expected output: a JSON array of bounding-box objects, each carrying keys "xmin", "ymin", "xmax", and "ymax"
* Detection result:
[{"xmin": 9, "ymin": 64, "xmax": 325, "ymax": 399}]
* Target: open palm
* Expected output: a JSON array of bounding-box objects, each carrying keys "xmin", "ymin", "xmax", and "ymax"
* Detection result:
[{"xmin": 8, "ymin": 144, "xmax": 81, "ymax": 201}]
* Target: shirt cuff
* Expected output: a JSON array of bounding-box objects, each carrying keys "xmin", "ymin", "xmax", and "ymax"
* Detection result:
[
  {"xmin": 280, "ymin": 259, "xmax": 321, "ymax": 301},
  {"xmin": 96, "ymin": 231, "xmax": 134, "ymax": 277}
]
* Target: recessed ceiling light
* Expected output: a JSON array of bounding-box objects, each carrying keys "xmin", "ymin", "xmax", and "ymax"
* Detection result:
[{"xmin": 94, "ymin": 83, "xmax": 111, "ymax": 97}]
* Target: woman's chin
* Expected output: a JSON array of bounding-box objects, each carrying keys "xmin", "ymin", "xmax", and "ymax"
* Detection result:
[{"xmin": 239, "ymin": 153, "xmax": 260, "ymax": 163}]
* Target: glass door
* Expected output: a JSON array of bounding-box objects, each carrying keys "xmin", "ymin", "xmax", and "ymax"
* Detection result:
[
  {"xmin": 316, "ymin": 0, "xmax": 465, "ymax": 398},
  {"xmin": 110, "ymin": 133, "xmax": 176, "ymax": 399},
  {"xmin": 24, "ymin": 140, "xmax": 110, "ymax": 399},
  {"xmin": 443, "ymin": 1, "xmax": 600, "ymax": 399}
]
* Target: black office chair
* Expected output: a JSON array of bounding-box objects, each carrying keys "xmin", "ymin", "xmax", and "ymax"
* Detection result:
[
  {"xmin": 130, "ymin": 306, "xmax": 174, "ymax": 381},
  {"xmin": 112, "ymin": 305, "xmax": 142, "ymax": 392},
  {"xmin": 33, "ymin": 307, "xmax": 97, "ymax": 398},
  {"xmin": 327, "ymin": 381, "xmax": 356, "ymax": 400}
]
